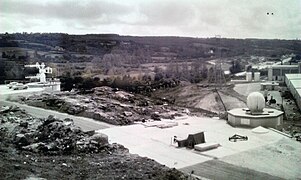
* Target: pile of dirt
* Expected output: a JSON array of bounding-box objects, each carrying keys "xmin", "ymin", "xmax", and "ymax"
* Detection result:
[
  {"xmin": 0, "ymin": 105, "xmax": 120, "ymax": 155},
  {"xmin": 151, "ymin": 84, "xmax": 240, "ymax": 116},
  {"xmin": 13, "ymin": 86, "xmax": 184, "ymax": 125},
  {"xmin": 0, "ymin": 106, "xmax": 195, "ymax": 179}
]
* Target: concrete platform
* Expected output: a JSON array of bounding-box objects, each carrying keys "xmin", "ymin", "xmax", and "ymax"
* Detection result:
[
  {"xmin": 221, "ymin": 138, "xmax": 301, "ymax": 179},
  {"xmin": 180, "ymin": 160, "xmax": 283, "ymax": 180},
  {"xmin": 98, "ymin": 116, "xmax": 286, "ymax": 169}
]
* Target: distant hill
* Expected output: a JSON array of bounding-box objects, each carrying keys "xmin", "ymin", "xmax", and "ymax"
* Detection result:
[{"xmin": 1, "ymin": 33, "xmax": 300, "ymax": 59}]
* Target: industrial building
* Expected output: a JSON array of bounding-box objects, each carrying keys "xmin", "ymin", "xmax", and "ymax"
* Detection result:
[
  {"xmin": 285, "ymin": 74, "xmax": 301, "ymax": 111},
  {"xmin": 268, "ymin": 62, "xmax": 301, "ymax": 81}
]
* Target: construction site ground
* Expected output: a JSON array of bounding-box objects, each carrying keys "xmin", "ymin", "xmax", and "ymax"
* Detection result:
[
  {"xmin": 98, "ymin": 115, "xmax": 301, "ymax": 179},
  {"xmin": 151, "ymin": 84, "xmax": 247, "ymax": 115},
  {"xmin": 1, "ymin": 83, "xmax": 301, "ymax": 179},
  {"xmin": 0, "ymin": 106, "xmax": 189, "ymax": 179},
  {"xmin": 0, "ymin": 86, "xmax": 113, "ymax": 131}
]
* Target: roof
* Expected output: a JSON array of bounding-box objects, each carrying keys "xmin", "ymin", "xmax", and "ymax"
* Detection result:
[
  {"xmin": 290, "ymin": 80, "xmax": 301, "ymax": 89},
  {"xmin": 261, "ymin": 82, "xmax": 279, "ymax": 86},
  {"xmin": 285, "ymin": 74, "xmax": 301, "ymax": 80},
  {"xmin": 271, "ymin": 65, "xmax": 299, "ymax": 68}
]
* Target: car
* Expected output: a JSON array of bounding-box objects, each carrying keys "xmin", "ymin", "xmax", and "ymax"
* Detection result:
[
  {"xmin": 7, "ymin": 82, "xmax": 18, "ymax": 89},
  {"xmin": 12, "ymin": 83, "xmax": 28, "ymax": 90}
]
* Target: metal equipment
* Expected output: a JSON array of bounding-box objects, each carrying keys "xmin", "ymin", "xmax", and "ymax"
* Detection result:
[{"xmin": 229, "ymin": 134, "xmax": 248, "ymax": 142}]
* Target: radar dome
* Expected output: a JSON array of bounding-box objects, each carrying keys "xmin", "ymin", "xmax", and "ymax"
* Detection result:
[{"xmin": 247, "ymin": 92, "xmax": 265, "ymax": 113}]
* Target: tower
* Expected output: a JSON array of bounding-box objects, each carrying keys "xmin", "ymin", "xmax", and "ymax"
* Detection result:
[{"xmin": 208, "ymin": 35, "xmax": 226, "ymax": 89}]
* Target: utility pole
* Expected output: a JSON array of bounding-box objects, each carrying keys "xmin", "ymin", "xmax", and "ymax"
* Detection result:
[
  {"xmin": 214, "ymin": 35, "xmax": 226, "ymax": 89},
  {"xmin": 214, "ymin": 35, "xmax": 227, "ymax": 113}
]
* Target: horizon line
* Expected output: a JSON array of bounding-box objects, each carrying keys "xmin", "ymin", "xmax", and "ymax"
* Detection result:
[{"xmin": 1, "ymin": 31, "xmax": 300, "ymax": 41}]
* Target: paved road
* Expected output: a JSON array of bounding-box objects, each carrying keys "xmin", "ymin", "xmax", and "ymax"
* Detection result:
[
  {"xmin": 0, "ymin": 100, "xmax": 114, "ymax": 131},
  {"xmin": 180, "ymin": 160, "xmax": 283, "ymax": 180}
]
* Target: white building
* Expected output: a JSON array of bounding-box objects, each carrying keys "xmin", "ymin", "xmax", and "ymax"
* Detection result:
[
  {"xmin": 246, "ymin": 72, "xmax": 252, "ymax": 81},
  {"xmin": 24, "ymin": 62, "xmax": 61, "ymax": 92},
  {"xmin": 254, "ymin": 72, "xmax": 260, "ymax": 81},
  {"xmin": 285, "ymin": 74, "xmax": 301, "ymax": 110}
]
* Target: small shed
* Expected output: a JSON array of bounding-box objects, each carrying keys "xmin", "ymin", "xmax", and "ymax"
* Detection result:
[{"xmin": 186, "ymin": 132, "xmax": 205, "ymax": 148}]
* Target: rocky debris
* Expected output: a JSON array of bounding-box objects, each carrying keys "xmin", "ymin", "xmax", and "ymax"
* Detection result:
[
  {"xmin": 0, "ymin": 106, "xmax": 195, "ymax": 179},
  {"xmin": 0, "ymin": 108, "xmax": 113, "ymax": 155},
  {"xmin": 15, "ymin": 86, "xmax": 186, "ymax": 125},
  {"xmin": 151, "ymin": 113, "xmax": 161, "ymax": 121},
  {"xmin": 287, "ymin": 127, "xmax": 301, "ymax": 142},
  {"xmin": 0, "ymin": 106, "xmax": 10, "ymax": 113},
  {"xmin": 123, "ymin": 111, "xmax": 133, "ymax": 117}
]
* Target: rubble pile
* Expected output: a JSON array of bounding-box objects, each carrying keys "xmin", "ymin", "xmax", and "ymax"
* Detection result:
[
  {"xmin": 0, "ymin": 106, "xmax": 194, "ymax": 179},
  {"xmin": 0, "ymin": 106, "xmax": 116, "ymax": 155},
  {"xmin": 16, "ymin": 86, "xmax": 183, "ymax": 125},
  {"xmin": 283, "ymin": 125, "xmax": 301, "ymax": 142}
]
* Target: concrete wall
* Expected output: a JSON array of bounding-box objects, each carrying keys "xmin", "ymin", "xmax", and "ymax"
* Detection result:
[
  {"xmin": 260, "ymin": 84, "xmax": 279, "ymax": 91},
  {"xmin": 43, "ymin": 83, "xmax": 61, "ymax": 92},
  {"xmin": 268, "ymin": 67, "xmax": 273, "ymax": 81},
  {"xmin": 246, "ymin": 72, "xmax": 252, "ymax": 81},
  {"xmin": 254, "ymin": 72, "xmax": 260, "ymax": 81},
  {"xmin": 297, "ymin": 90, "xmax": 301, "ymax": 111},
  {"xmin": 228, "ymin": 114, "xmax": 283, "ymax": 130}
]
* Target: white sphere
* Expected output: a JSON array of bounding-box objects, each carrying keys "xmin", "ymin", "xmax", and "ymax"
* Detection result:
[{"xmin": 247, "ymin": 92, "xmax": 265, "ymax": 112}]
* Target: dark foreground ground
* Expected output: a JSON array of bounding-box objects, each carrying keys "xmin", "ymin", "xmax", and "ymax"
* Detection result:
[
  {"xmin": 0, "ymin": 105, "xmax": 193, "ymax": 180},
  {"xmin": 0, "ymin": 149, "xmax": 185, "ymax": 179}
]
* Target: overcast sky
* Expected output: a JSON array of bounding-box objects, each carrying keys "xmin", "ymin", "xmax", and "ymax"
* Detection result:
[{"xmin": 0, "ymin": 0, "xmax": 300, "ymax": 39}]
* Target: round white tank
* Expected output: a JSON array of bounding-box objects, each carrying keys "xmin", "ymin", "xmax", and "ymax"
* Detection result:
[
  {"xmin": 254, "ymin": 72, "xmax": 260, "ymax": 81},
  {"xmin": 247, "ymin": 92, "xmax": 265, "ymax": 113},
  {"xmin": 246, "ymin": 72, "xmax": 252, "ymax": 81}
]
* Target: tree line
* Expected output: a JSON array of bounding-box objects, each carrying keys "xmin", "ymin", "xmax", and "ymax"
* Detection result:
[{"xmin": 60, "ymin": 72, "xmax": 180, "ymax": 95}]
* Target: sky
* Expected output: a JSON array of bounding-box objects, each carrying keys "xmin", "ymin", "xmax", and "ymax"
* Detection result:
[{"xmin": 0, "ymin": 0, "xmax": 300, "ymax": 39}]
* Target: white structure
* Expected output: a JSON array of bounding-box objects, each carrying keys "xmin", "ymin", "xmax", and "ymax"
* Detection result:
[
  {"xmin": 268, "ymin": 63, "xmax": 301, "ymax": 81},
  {"xmin": 246, "ymin": 92, "xmax": 265, "ymax": 113},
  {"xmin": 25, "ymin": 62, "xmax": 52, "ymax": 83},
  {"xmin": 285, "ymin": 74, "xmax": 301, "ymax": 110},
  {"xmin": 24, "ymin": 62, "xmax": 61, "ymax": 92},
  {"xmin": 254, "ymin": 72, "xmax": 260, "ymax": 81},
  {"xmin": 260, "ymin": 82, "xmax": 279, "ymax": 91},
  {"xmin": 228, "ymin": 92, "xmax": 283, "ymax": 129},
  {"xmin": 246, "ymin": 72, "xmax": 252, "ymax": 81}
]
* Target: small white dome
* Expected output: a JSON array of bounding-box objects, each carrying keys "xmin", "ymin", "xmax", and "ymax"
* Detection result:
[{"xmin": 247, "ymin": 92, "xmax": 265, "ymax": 112}]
